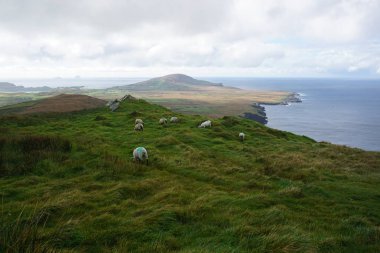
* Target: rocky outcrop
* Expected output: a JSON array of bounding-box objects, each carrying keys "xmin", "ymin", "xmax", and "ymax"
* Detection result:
[
  {"xmin": 243, "ymin": 103, "xmax": 268, "ymax": 124},
  {"xmin": 107, "ymin": 99, "xmax": 120, "ymax": 112},
  {"xmin": 121, "ymin": 94, "xmax": 137, "ymax": 101}
]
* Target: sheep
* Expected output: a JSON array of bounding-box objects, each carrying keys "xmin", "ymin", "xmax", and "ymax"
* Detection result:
[
  {"xmin": 133, "ymin": 147, "xmax": 148, "ymax": 164},
  {"xmin": 198, "ymin": 120, "xmax": 212, "ymax": 128},
  {"xmin": 134, "ymin": 123, "xmax": 144, "ymax": 131},
  {"xmin": 170, "ymin": 117, "xmax": 179, "ymax": 123},
  {"xmin": 159, "ymin": 118, "xmax": 168, "ymax": 125},
  {"xmin": 239, "ymin": 132, "xmax": 245, "ymax": 142},
  {"xmin": 135, "ymin": 118, "xmax": 144, "ymax": 125}
]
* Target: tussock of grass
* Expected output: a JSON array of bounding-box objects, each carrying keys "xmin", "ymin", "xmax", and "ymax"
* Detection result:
[
  {"xmin": 0, "ymin": 98, "xmax": 379, "ymax": 252},
  {"xmin": 0, "ymin": 135, "xmax": 71, "ymax": 176},
  {"xmin": 0, "ymin": 206, "xmax": 59, "ymax": 253},
  {"xmin": 17, "ymin": 136, "xmax": 72, "ymax": 153},
  {"xmin": 278, "ymin": 186, "xmax": 304, "ymax": 198}
]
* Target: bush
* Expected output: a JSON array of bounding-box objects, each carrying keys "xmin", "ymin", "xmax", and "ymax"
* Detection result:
[
  {"xmin": 221, "ymin": 116, "xmax": 240, "ymax": 127},
  {"xmin": 129, "ymin": 111, "xmax": 141, "ymax": 117},
  {"xmin": 17, "ymin": 135, "xmax": 72, "ymax": 153},
  {"xmin": 0, "ymin": 135, "xmax": 72, "ymax": 176},
  {"xmin": 94, "ymin": 115, "xmax": 107, "ymax": 121}
]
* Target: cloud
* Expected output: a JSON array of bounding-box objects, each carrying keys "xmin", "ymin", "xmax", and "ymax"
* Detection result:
[{"xmin": 0, "ymin": 0, "xmax": 379, "ymax": 78}]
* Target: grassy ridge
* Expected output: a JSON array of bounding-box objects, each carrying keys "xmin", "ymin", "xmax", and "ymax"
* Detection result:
[{"xmin": 0, "ymin": 99, "xmax": 380, "ymax": 252}]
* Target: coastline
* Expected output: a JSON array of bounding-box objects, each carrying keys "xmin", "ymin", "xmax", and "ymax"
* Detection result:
[
  {"xmin": 243, "ymin": 92, "xmax": 302, "ymax": 124},
  {"xmin": 243, "ymin": 103, "xmax": 268, "ymax": 124}
]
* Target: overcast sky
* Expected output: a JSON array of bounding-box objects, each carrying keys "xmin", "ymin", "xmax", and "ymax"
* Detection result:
[{"xmin": 0, "ymin": 0, "xmax": 380, "ymax": 78}]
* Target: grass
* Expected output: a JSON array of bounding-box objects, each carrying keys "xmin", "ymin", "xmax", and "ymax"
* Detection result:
[{"xmin": 0, "ymin": 98, "xmax": 379, "ymax": 252}]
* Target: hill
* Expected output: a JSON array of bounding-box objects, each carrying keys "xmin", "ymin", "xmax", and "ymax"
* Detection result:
[
  {"xmin": 105, "ymin": 74, "xmax": 291, "ymax": 121},
  {"xmin": 0, "ymin": 82, "xmax": 52, "ymax": 92},
  {"xmin": 0, "ymin": 97, "xmax": 379, "ymax": 252},
  {"xmin": 0, "ymin": 94, "xmax": 106, "ymax": 115},
  {"xmin": 0, "ymin": 75, "xmax": 295, "ymax": 123},
  {"xmin": 111, "ymin": 74, "xmax": 224, "ymax": 91}
]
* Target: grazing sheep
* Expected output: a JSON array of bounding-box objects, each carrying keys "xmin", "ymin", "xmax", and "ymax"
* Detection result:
[
  {"xmin": 239, "ymin": 132, "xmax": 245, "ymax": 142},
  {"xmin": 135, "ymin": 118, "xmax": 144, "ymax": 125},
  {"xmin": 133, "ymin": 147, "xmax": 148, "ymax": 164},
  {"xmin": 198, "ymin": 120, "xmax": 212, "ymax": 128},
  {"xmin": 170, "ymin": 117, "xmax": 179, "ymax": 123},
  {"xmin": 159, "ymin": 118, "xmax": 168, "ymax": 125},
  {"xmin": 134, "ymin": 123, "xmax": 144, "ymax": 131}
]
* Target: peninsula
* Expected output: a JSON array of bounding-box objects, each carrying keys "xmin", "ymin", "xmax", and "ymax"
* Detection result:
[{"xmin": 0, "ymin": 74, "xmax": 299, "ymax": 124}]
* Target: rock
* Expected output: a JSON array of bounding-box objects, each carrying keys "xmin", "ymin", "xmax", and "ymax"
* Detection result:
[
  {"xmin": 108, "ymin": 99, "xmax": 120, "ymax": 112},
  {"xmin": 121, "ymin": 94, "xmax": 136, "ymax": 101}
]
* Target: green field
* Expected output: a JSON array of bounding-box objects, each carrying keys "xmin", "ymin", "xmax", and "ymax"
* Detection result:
[{"xmin": 1, "ymin": 99, "xmax": 380, "ymax": 252}]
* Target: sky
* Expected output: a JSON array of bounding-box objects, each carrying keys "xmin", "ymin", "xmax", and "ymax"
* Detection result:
[{"xmin": 0, "ymin": 0, "xmax": 380, "ymax": 78}]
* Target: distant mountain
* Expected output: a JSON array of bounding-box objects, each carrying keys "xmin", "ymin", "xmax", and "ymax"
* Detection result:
[
  {"xmin": 110, "ymin": 74, "xmax": 223, "ymax": 91},
  {"xmin": 0, "ymin": 82, "xmax": 52, "ymax": 92},
  {"xmin": 0, "ymin": 94, "xmax": 106, "ymax": 115},
  {"xmin": 0, "ymin": 82, "xmax": 16, "ymax": 90}
]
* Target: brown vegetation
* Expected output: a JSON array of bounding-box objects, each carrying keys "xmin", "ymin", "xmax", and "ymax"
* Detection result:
[{"xmin": 19, "ymin": 94, "xmax": 105, "ymax": 114}]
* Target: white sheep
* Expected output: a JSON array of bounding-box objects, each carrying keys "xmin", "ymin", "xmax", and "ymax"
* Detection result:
[
  {"xmin": 170, "ymin": 117, "xmax": 179, "ymax": 123},
  {"xmin": 159, "ymin": 118, "xmax": 168, "ymax": 125},
  {"xmin": 198, "ymin": 120, "xmax": 212, "ymax": 128},
  {"xmin": 239, "ymin": 132, "xmax": 245, "ymax": 142},
  {"xmin": 133, "ymin": 147, "xmax": 148, "ymax": 164},
  {"xmin": 135, "ymin": 119, "xmax": 144, "ymax": 125},
  {"xmin": 134, "ymin": 123, "xmax": 144, "ymax": 131}
]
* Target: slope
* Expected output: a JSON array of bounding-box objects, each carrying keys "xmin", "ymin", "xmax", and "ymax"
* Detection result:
[
  {"xmin": 106, "ymin": 74, "xmax": 291, "ymax": 119},
  {"xmin": 111, "ymin": 74, "xmax": 223, "ymax": 91},
  {"xmin": 0, "ymin": 97, "xmax": 379, "ymax": 252},
  {"xmin": 0, "ymin": 94, "xmax": 106, "ymax": 115}
]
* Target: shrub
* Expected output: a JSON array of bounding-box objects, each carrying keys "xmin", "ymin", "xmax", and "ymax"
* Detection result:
[
  {"xmin": 17, "ymin": 136, "xmax": 72, "ymax": 153},
  {"xmin": 221, "ymin": 116, "xmax": 240, "ymax": 127},
  {"xmin": 0, "ymin": 135, "xmax": 71, "ymax": 176},
  {"xmin": 129, "ymin": 111, "xmax": 141, "ymax": 117},
  {"xmin": 94, "ymin": 115, "xmax": 107, "ymax": 121}
]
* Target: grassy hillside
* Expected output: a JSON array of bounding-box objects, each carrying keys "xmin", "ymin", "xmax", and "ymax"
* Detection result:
[
  {"xmin": 0, "ymin": 94, "xmax": 106, "ymax": 116},
  {"xmin": 0, "ymin": 98, "xmax": 379, "ymax": 252},
  {"xmin": 110, "ymin": 74, "xmax": 223, "ymax": 91},
  {"xmin": 104, "ymin": 74, "xmax": 291, "ymax": 119}
]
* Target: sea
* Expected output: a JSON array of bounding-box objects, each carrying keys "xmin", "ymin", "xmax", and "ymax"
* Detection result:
[{"xmin": 8, "ymin": 77, "xmax": 380, "ymax": 151}]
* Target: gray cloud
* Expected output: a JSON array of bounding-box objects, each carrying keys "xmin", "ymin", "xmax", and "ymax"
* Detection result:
[{"xmin": 0, "ymin": 0, "xmax": 379, "ymax": 78}]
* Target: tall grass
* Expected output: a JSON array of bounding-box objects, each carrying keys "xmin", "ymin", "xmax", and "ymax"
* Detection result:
[
  {"xmin": 0, "ymin": 135, "xmax": 71, "ymax": 176},
  {"xmin": 0, "ymin": 206, "xmax": 55, "ymax": 253}
]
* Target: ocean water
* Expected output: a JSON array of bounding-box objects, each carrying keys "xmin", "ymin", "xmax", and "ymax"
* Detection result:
[
  {"xmin": 208, "ymin": 78, "xmax": 380, "ymax": 151},
  {"xmin": 9, "ymin": 77, "xmax": 380, "ymax": 151}
]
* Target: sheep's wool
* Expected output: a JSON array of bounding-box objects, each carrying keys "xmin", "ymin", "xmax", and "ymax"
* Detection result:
[{"xmin": 135, "ymin": 147, "xmax": 145, "ymax": 159}]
